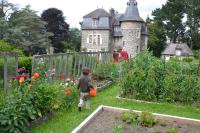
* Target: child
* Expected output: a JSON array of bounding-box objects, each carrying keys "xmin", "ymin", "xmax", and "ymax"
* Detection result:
[{"xmin": 77, "ymin": 67, "xmax": 93, "ymax": 111}]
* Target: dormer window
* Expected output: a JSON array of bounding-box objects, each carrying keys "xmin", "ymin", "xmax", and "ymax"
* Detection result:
[
  {"xmin": 114, "ymin": 26, "xmax": 120, "ymax": 31},
  {"xmin": 92, "ymin": 18, "xmax": 99, "ymax": 27}
]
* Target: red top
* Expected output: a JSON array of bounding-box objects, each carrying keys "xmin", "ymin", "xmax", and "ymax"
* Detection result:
[
  {"xmin": 120, "ymin": 50, "xmax": 129, "ymax": 60},
  {"xmin": 113, "ymin": 53, "xmax": 119, "ymax": 62}
]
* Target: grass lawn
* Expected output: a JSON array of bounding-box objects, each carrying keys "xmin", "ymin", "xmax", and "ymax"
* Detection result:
[{"xmin": 30, "ymin": 83, "xmax": 200, "ymax": 133}]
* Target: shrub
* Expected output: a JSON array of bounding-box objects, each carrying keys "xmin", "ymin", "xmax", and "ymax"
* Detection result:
[
  {"xmin": 167, "ymin": 128, "xmax": 178, "ymax": 133},
  {"xmin": 0, "ymin": 39, "xmax": 25, "ymax": 56},
  {"xmin": 18, "ymin": 57, "xmax": 32, "ymax": 73},
  {"xmin": 112, "ymin": 124, "xmax": 122, "ymax": 133},
  {"xmin": 120, "ymin": 111, "xmax": 139, "ymax": 124},
  {"xmin": 139, "ymin": 112, "xmax": 156, "ymax": 127}
]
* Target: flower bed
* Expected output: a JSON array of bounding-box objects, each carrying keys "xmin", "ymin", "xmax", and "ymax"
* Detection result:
[{"xmin": 72, "ymin": 105, "xmax": 200, "ymax": 133}]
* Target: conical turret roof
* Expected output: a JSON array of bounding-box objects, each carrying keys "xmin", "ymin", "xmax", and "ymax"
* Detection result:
[{"xmin": 121, "ymin": 0, "xmax": 144, "ymax": 22}]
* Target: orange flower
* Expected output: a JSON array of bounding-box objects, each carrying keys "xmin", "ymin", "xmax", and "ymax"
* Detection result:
[
  {"xmin": 19, "ymin": 76, "xmax": 25, "ymax": 84},
  {"xmin": 64, "ymin": 89, "xmax": 71, "ymax": 96},
  {"xmin": 33, "ymin": 73, "xmax": 40, "ymax": 79}
]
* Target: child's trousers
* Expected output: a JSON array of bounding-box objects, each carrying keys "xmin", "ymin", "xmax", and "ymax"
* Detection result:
[{"xmin": 78, "ymin": 92, "xmax": 90, "ymax": 109}]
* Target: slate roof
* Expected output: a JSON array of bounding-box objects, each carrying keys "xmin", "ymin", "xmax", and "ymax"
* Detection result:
[
  {"xmin": 121, "ymin": 0, "xmax": 144, "ymax": 22},
  {"xmin": 113, "ymin": 14, "xmax": 124, "ymax": 26},
  {"xmin": 113, "ymin": 31, "xmax": 123, "ymax": 37},
  {"xmin": 162, "ymin": 43, "xmax": 194, "ymax": 56},
  {"xmin": 83, "ymin": 8, "xmax": 110, "ymax": 18}
]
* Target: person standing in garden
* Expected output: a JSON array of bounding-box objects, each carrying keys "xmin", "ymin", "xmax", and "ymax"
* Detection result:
[
  {"xmin": 77, "ymin": 67, "xmax": 93, "ymax": 111},
  {"xmin": 113, "ymin": 49, "xmax": 119, "ymax": 63},
  {"xmin": 120, "ymin": 47, "xmax": 129, "ymax": 60}
]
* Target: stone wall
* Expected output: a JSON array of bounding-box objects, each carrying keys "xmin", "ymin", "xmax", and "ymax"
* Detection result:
[
  {"xmin": 81, "ymin": 29, "xmax": 111, "ymax": 52},
  {"xmin": 121, "ymin": 22, "xmax": 142, "ymax": 57}
]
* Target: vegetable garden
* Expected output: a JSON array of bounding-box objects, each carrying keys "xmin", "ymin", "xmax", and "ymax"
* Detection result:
[{"xmin": 0, "ymin": 51, "xmax": 200, "ymax": 133}]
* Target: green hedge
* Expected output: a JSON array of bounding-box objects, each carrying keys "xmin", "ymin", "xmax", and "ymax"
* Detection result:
[
  {"xmin": 0, "ymin": 39, "xmax": 25, "ymax": 57},
  {"xmin": 18, "ymin": 57, "xmax": 32, "ymax": 73}
]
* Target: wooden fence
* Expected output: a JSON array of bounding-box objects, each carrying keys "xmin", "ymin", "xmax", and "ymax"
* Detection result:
[
  {"xmin": 32, "ymin": 52, "xmax": 112, "ymax": 82},
  {"xmin": 0, "ymin": 52, "xmax": 18, "ymax": 91}
]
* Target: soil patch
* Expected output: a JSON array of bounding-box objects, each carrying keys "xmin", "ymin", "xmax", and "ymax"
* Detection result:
[{"xmin": 80, "ymin": 109, "xmax": 200, "ymax": 133}]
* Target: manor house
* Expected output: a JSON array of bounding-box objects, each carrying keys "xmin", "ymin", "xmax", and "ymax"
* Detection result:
[{"xmin": 80, "ymin": 0, "xmax": 148, "ymax": 57}]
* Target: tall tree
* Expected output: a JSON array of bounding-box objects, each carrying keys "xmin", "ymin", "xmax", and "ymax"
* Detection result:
[
  {"xmin": 0, "ymin": 17, "xmax": 8, "ymax": 39},
  {"xmin": 152, "ymin": 0, "xmax": 185, "ymax": 43},
  {"xmin": 0, "ymin": 0, "xmax": 17, "ymax": 18},
  {"xmin": 63, "ymin": 28, "xmax": 81, "ymax": 52},
  {"xmin": 6, "ymin": 6, "xmax": 53, "ymax": 56},
  {"xmin": 184, "ymin": 0, "xmax": 200, "ymax": 49},
  {"xmin": 41, "ymin": 8, "xmax": 69, "ymax": 53},
  {"xmin": 147, "ymin": 17, "xmax": 167, "ymax": 57}
]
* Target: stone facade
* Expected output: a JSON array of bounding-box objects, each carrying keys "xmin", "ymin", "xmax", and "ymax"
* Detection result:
[{"xmin": 80, "ymin": 0, "xmax": 148, "ymax": 57}]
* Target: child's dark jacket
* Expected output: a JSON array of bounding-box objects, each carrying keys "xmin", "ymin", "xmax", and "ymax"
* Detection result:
[{"xmin": 78, "ymin": 75, "xmax": 93, "ymax": 93}]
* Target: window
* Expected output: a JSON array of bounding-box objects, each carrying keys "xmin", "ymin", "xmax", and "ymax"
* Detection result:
[
  {"xmin": 97, "ymin": 35, "xmax": 101, "ymax": 44},
  {"xmin": 93, "ymin": 35, "xmax": 97, "ymax": 45},
  {"xmin": 135, "ymin": 29, "xmax": 140, "ymax": 38},
  {"xmin": 92, "ymin": 19, "xmax": 99, "ymax": 27},
  {"xmin": 114, "ymin": 26, "xmax": 120, "ymax": 31},
  {"xmin": 87, "ymin": 34, "xmax": 102, "ymax": 45},
  {"xmin": 123, "ymin": 41, "xmax": 126, "ymax": 46},
  {"xmin": 89, "ymin": 35, "xmax": 92, "ymax": 43},
  {"xmin": 136, "ymin": 46, "xmax": 139, "ymax": 52}
]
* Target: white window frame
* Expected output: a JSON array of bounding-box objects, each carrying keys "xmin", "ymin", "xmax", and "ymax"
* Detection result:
[
  {"xmin": 87, "ymin": 34, "xmax": 102, "ymax": 45},
  {"xmin": 135, "ymin": 29, "xmax": 141, "ymax": 38},
  {"xmin": 92, "ymin": 19, "xmax": 99, "ymax": 27}
]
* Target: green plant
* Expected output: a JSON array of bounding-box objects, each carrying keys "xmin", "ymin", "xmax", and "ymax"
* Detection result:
[
  {"xmin": 112, "ymin": 124, "xmax": 122, "ymax": 133},
  {"xmin": 154, "ymin": 129, "xmax": 161, "ymax": 133},
  {"xmin": 120, "ymin": 111, "xmax": 139, "ymax": 124},
  {"xmin": 139, "ymin": 112, "xmax": 156, "ymax": 127},
  {"xmin": 18, "ymin": 57, "xmax": 32, "ymax": 74},
  {"xmin": 167, "ymin": 128, "xmax": 178, "ymax": 133},
  {"xmin": 0, "ymin": 39, "xmax": 25, "ymax": 56},
  {"xmin": 159, "ymin": 120, "xmax": 167, "ymax": 127}
]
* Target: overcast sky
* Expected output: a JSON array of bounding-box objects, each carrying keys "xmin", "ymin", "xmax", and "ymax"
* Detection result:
[{"xmin": 9, "ymin": 0, "xmax": 167, "ymax": 28}]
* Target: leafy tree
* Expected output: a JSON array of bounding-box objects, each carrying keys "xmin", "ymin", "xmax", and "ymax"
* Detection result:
[
  {"xmin": 147, "ymin": 18, "xmax": 167, "ymax": 57},
  {"xmin": 5, "ymin": 6, "xmax": 53, "ymax": 56},
  {"xmin": 41, "ymin": 8, "xmax": 69, "ymax": 53},
  {"xmin": 63, "ymin": 28, "xmax": 81, "ymax": 52},
  {"xmin": 0, "ymin": 17, "xmax": 8, "ymax": 39},
  {"xmin": 184, "ymin": 0, "xmax": 200, "ymax": 49},
  {"xmin": 152, "ymin": 0, "xmax": 185, "ymax": 43},
  {"xmin": 0, "ymin": 0, "xmax": 17, "ymax": 18}
]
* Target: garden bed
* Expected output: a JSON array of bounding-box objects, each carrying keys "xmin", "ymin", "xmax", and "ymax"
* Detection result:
[
  {"xmin": 96, "ymin": 79, "xmax": 112, "ymax": 91},
  {"xmin": 72, "ymin": 105, "xmax": 200, "ymax": 133},
  {"xmin": 92, "ymin": 76, "xmax": 113, "ymax": 91}
]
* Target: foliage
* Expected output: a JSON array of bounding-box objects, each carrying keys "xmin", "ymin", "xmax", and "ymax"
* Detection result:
[
  {"xmin": 167, "ymin": 128, "xmax": 178, "ymax": 133},
  {"xmin": 151, "ymin": 0, "xmax": 200, "ymax": 49},
  {"xmin": 120, "ymin": 51, "xmax": 200, "ymax": 105},
  {"xmin": 0, "ymin": 65, "xmax": 79, "ymax": 133},
  {"xmin": 41, "ymin": 8, "xmax": 69, "ymax": 53},
  {"xmin": 93, "ymin": 63, "xmax": 119, "ymax": 79},
  {"xmin": 18, "ymin": 57, "xmax": 32, "ymax": 74},
  {"xmin": 112, "ymin": 124, "xmax": 122, "ymax": 133},
  {"xmin": 29, "ymin": 85, "xmax": 200, "ymax": 133},
  {"xmin": 0, "ymin": 39, "xmax": 25, "ymax": 56},
  {"xmin": 184, "ymin": 0, "xmax": 200, "ymax": 49},
  {"xmin": 193, "ymin": 50, "xmax": 200, "ymax": 59},
  {"xmin": 120, "ymin": 111, "xmax": 139, "ymax": 124},
  {"xmin": 6, "ymin": 6, "xmax": 53, "ymax": 56},
  {"xmin": 0, "ymin": 0, "xmax": 17, "ymax": 18},
  {"xmin": 147, "ymin": 17, "xmax": 167, "ymax": 57},
  {"xmin": 63, "ymin": 28, "xmax": 81, "ymax": 52},
  {"xmin": 139, "ymin": 112, "xmax": 156, "ymax": 127}
]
